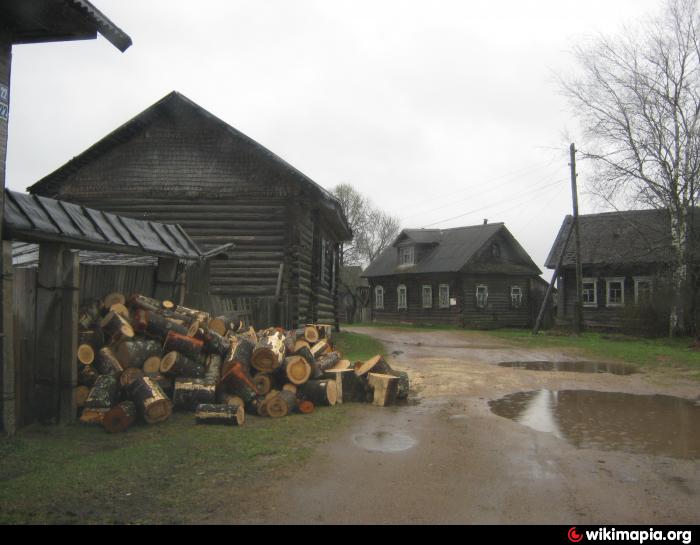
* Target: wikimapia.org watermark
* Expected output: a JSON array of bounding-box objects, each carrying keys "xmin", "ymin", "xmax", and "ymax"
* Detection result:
[{"xmin": 568, "ymin": 527, "xmax": 693, "ymax": 544}]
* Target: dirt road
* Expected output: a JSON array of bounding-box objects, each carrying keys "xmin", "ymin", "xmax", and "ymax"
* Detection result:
[{"xmin": 235, "ymin": 327, "xmax": 700, "ymax": 524}]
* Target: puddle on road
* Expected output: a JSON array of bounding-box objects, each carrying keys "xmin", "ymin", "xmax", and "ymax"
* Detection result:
[
  {"xmin": 353, "ymin": 431, "xmax": 417, "ymax": 453},
  {"xmin": 489, "ymin": 390, "xmax": 700, "ymax": 459},
  {"xmin": 498, "ymin": 361, "xmax": 637, "ymax": 375}
]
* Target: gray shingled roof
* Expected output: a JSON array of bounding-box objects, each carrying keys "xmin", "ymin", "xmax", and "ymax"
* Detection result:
[
  {"xmin": 545, "ymin": 208, "xmax": 700, "ymax": 268},
  {"xmin": 28, "ymin": 91, "xmax": 352, "ymax": 241},
  {"xmin": 363, "ymin": 223, "xmax": 541, "ymax": 277}
]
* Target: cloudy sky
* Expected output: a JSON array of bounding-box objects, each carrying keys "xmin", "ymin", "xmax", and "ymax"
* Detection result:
[{"xmin": 6, "ymin": 0, "xmax": 663, "ymax": 270}]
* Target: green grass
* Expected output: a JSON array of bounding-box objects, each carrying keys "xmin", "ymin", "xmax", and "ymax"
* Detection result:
[
  {"xmin": 0, "ymin": 406, "xmax": 350, "ymax": 524},
  {"xmin": 488, "ymin": 329, "xmax": 700, "ymax": 376},
  {"xmin": 334, "ymin": 330, "xmax": 386, "ymax": 361}
]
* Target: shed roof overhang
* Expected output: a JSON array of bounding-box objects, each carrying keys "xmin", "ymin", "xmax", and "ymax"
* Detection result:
[
  {"xmin": 3, "ymin": 189, "xmax": 231, "ymax": 262},
  {"xmin": 0, "ymin": 0, "xmax": 132, "ymax": 51}
]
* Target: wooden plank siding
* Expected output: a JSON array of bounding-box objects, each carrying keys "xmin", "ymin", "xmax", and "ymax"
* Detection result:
[
  {"xmin": 462, "ymin": 274, "xmax": 532, "ymax": 329},
  {"xmin": 369, "ymin": 274, "xmax": 463, "ymax": 325}
]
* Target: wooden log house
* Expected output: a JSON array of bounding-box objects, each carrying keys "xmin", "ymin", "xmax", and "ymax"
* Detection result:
[
  {"xmin": 363, "ymin": 222, "xmax": 545, "ymax": 328},
  {"xmin": 28, "ymin": 91, "xmax": 352, "ymax": 329},
  {"xmin": 545, "ymin": 209, "xmax": 700, "ymax": 334}
]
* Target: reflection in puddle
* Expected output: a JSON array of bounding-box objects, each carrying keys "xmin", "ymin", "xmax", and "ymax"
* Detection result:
[
  {"xmin": 489, "ymin": 390, "xmax": 700, "ymax": 459},
  {"xmin": 498, "ymin": 361, "xmax": 637, "ymax": 375},
  {"xmin": 353, "ymin": 431, "xmax": 416, "ymax": 452}
]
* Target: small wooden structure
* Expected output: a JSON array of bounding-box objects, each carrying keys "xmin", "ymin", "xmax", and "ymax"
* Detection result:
[
  {"xmin": 1, "ymin": 189, "xmax": 229, "ymax": 433},
  {"xmin": 363, "ymin": 222, "xmax": 545, "ymax": 328}
]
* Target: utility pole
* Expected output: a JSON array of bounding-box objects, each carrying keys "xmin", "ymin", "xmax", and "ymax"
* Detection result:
[{"xmin": 570, "ymin": 143, "xmax": 584, "ymax": 334}]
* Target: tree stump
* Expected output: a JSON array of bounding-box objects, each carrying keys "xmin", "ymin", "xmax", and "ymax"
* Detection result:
[
  {"xmin": 134, "ymin": 309, "xmax": 188, "ymax": 338},
  {"xmin": 253, "ymin": 373, "xmax": 272, "ymax": 395},
  {"xmin": 195, "ymin": 403, "xmax": 245, "ymax": 426},
  {"xmin": 265, "ymin": 390, "xmax": 297, "ymax": 418},
  {"xmin": 77, "ymin": 344, "xmax": 96, "ymax": 365},
  {"xmin": 251, "ymin": 331, "xmax": 286, "ymax": 372},
  {"xmin": 94, "ymin": 346, "xmax": 124, "ymax": 377},
  {"xmin": 78, "ymin": 364, "xmax": 98, "ymax": 387},
  {"xmin": 296, "ymin": 400, "xmax": 314, "ymax": 414},
  {"xmin": 204, "ymin": 353, "xmax": 222, "ymax": 383},
  {"xmin": 172, "ymin": 378, "xmax": 216, "ymax": 411},
  {"xmin": 100, "ymin": 311, "xmax": 134, "ymax": 341},
  {"xmin": 303, "ymin": 325, "xmax": 320, "ymax": 343},
  {"xmin": 278, "ymin": 355, "xmax": 312, "ymax": 385},
  {"xmin": 79, "ymin": 408, "xmax": 109, "ymax": 425},
  {"xmin": 116, "ymin": 338, "xmax": 161, "ymax": 369},
  {"xmin": 127, "ymin": 376, "xmax": 172, "ymax": 424},
  {"xmin": 84, "ymin": 375, "xmax": 119, "ymax": 409},
  {"xmin": 160, "ymin": 351, "xmax": 205, "ymax": 378},
  {"xmin": 147, "ymin": 373, "xmax": 175, "ymax": 398},
  {"xmin": 102, "ymin": 401, "xmax": 137, "ymax": 433},
  {"xmin": 142, "ymin": 356, "xmax": 162, "ymax": 376},
  {"xmin": 74, "ymin": 385, "xmax": 91, "ymax": 408},
  {"xmin": 390, "ymin": 370, "xmax": 410, "ymax": 400},
  {"xmin": 102, "ymin": 292, "xmax": 126, "ymax": 311},
  {"xmin": 354, "ymin": 355, "xmax": 393, "ymax": 377},
  {"xmin": 282, "ymin": 383, "xmax": 298, "ymax": 394},
  {"xmin": 119, "ymin": 367, "xmax": 144, "ymax": 388},
  {"xmin": 322, "ymin": 368, "xmax": 365, "ymax": 403},
  {"xmin": 367, "ymin": 373, "xmax": 399, "ymax": 407},
  {"xmin": 316, "ymin": 351, "xmax": 342, "ymax": 373},
  {"xmin": 298, "ymin": 379, "xmax": 337, "ymax": 406},
  {"xmin": 163, "ymin": 332, "xmax": 203, "ymax": 361},
  {"xmin": 310, "ymin": 339, "xmax": 330, "ymax": 359}
]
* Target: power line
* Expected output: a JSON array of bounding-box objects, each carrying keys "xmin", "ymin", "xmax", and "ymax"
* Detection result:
[
  {"xmin": 394, "ymin": 158, "xmax": 559, "ymax": 217},
  {"xmin": 420, "ymin": 177, "xmax": 565, "ymax": 228}
]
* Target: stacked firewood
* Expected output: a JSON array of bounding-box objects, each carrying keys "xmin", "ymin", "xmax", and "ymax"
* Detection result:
[{"xmin": 74, "ymin": 292, "xmax": 409, "ymax": 433}]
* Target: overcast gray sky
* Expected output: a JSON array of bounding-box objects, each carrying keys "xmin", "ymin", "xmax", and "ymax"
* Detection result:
[{"xmin": 6, "ymin": 0, "xmax": 663, "ymax": 271}]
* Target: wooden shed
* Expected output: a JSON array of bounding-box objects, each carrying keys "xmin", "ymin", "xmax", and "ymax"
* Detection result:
[{"xmin": 28, "ymin": 91, "xmax": 352, "ymax": 329}]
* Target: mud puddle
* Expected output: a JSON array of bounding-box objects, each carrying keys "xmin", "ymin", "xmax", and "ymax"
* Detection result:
[
  {"xmin": 489, "ymin": 390, "xmax": 700, "ymax": 459},
  {"xmin": 353, "ymin": 431, "xmax": 417, "ymax": 452},
  {"xmin": 498, "ymin": 361, "xmax": 637, "ymax": 375}
]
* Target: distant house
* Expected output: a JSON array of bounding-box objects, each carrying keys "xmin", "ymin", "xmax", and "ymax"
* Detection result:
[
  {"xmin": 545, "ymin": 209, "xmax": 700, "ymax": 334},
  {"xmin": 363, "ymin": 222, "xmax": 544, "ymax": 328},
  {"xmin": 28, "ymin": 91, "xmax": 352, "ymax": 329}
]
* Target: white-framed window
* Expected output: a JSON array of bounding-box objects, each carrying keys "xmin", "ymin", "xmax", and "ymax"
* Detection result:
[
  {"xmin": 475, "ymin": 284, "xmax": 488, "ymax": 308},
  {"xmin": 397, "ymin": 284, "xmax": 407, "ymax": 309},
  {"xmin": 606, "ymin": 277, "xmax": 625, "ymax": 307},
  {"xmin": 375, "ymin": 285, "xmax": 384, "ymax": 309},
  {"xmin": 510, "ymin": 286, "xmax": 523, "ymax": 308},
  {"xmin": 399, "ymin": 246, "xmax": 414, "ymax": 266},
  {"xmin": 422, "ymin": 285, "xmax": 432, "ymax": 308},
  {"xmin": 439, "ymin": 284, "xmax": 450, "ymax": 308},
  {"xmin": 634, "ymin": 276, "xmax": 652, "ymax": 305},
  {"xmin": 582, "ymin": 277, "xmax": 597, "ymax": 307}
]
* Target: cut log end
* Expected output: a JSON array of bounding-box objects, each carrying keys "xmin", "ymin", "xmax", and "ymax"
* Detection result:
[{"xmin": 77, "ymin": 344, "xmax": 95, "ymax": 365}]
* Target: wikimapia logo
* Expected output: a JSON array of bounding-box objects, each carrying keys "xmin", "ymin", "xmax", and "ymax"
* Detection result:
[{"xmin": 567, "ymin": 527, "xmax": 693, "ymax": 544}]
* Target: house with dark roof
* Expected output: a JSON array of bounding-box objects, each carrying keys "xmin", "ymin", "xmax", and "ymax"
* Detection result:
[
  {"xmin": 363, "ymin": 222, "xmax": 544, "ymax": 327},
  {"xmin": 28, "ymin": 91, "xmax": 352, "ymax": 329},
  {"xmin": 545, "ymin": 208, "xmax": 700, "ymax": 334}
]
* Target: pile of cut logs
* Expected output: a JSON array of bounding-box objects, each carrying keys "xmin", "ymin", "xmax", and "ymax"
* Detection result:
[{"xmin": 75, "ymin": 293, "xmax": 409, "ymax": 433}]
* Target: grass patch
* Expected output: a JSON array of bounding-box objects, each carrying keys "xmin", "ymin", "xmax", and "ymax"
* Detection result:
[
  {"xmin": 0, "ymin": 406, "xmax": 350, "ymax": 524},
  {"xmin": 489, "ymin": 329, "xmax": 700, "ymax": 376},
  {"xmin": 335, "ymin": 330, "xmax": 386, "ymax": 361}
]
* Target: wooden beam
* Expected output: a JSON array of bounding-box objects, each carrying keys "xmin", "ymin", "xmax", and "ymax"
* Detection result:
[
  {"xmin": 2, "ymin": 241, "xmax": 16, "ymax": 435},
  {"xmin": 154, "ymin": 257, "xmax": 179, "ymax": 301},
  {"xmin": 35, "ymin": 243, "xmax": 65, "ymax": 423},
  {"xmin": 59, "ymin": 249, "xmax": 79, "ymax": 424}
]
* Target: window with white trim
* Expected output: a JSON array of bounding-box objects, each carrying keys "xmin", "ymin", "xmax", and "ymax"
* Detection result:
[
  {"xmin": 397, "ymin": 284, "xmax": 407, "ymax": 309},
  {"xmin": 475, "ymin": 284, "xmax": 488, "ymax": 308},
  {"xmin": 399, "ymin": 246, "xmax": 414, "ymax": 266},
  {"xmin": 422, "ymin": 285, "xmax": 432, "ymax": 308},
  {"xmin": 510, "ymin": 286, "xmax": 523, "ymax": 308},
  {"xmin": 375, "ymin": 286, "xmax": 384, "ymax": 309},
  {"xmin": 582, "ymin": 278, "xmax": 597, "ymax": 307},
  {"xmin": 606, "ymin": 277, "xmax": 625, "ymax": 307},
  {"xmin": 634, "ymin": 277, "xmax": 652, "ymax": 305},
  {"xmin": 439, "ymin": 284, "xmax": 450, "ymax": 308}
]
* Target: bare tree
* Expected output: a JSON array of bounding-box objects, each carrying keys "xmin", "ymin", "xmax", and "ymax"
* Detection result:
[
  {"xmin": 561, "ymin": 0, "xmax": 700, "ymax": 336},
  {"xmin": 331, "ymin": 183, "xmax": 401, "ymax": 267}
]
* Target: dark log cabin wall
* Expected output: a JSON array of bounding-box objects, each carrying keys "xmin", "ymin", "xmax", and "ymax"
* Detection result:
[{"xmin": 29, "ymin": 93, "xmax": 350, "ymax": 329}]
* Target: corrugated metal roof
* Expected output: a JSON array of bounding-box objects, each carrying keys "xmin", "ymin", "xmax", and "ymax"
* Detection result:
[
  {"xmin": 12, "ymin": 242, "xmax": 157, "ymax": 268},
  {"xmin": 3, "ymin": 189, "xmax": 230, "ymax": 262},
  {"xmin": 67, "ymin": 0, "xmax": 132, "ymax": 52}
]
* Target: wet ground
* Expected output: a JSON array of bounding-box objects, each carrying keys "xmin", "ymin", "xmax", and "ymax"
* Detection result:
[{"xmin": 233, "ymin": 327, "xmax": 700, "ymax": 524}]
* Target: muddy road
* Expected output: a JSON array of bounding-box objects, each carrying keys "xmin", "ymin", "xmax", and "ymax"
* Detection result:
[{"xmin": 235, "ymin": 327, "xmax": 700, "ymax": 524}]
